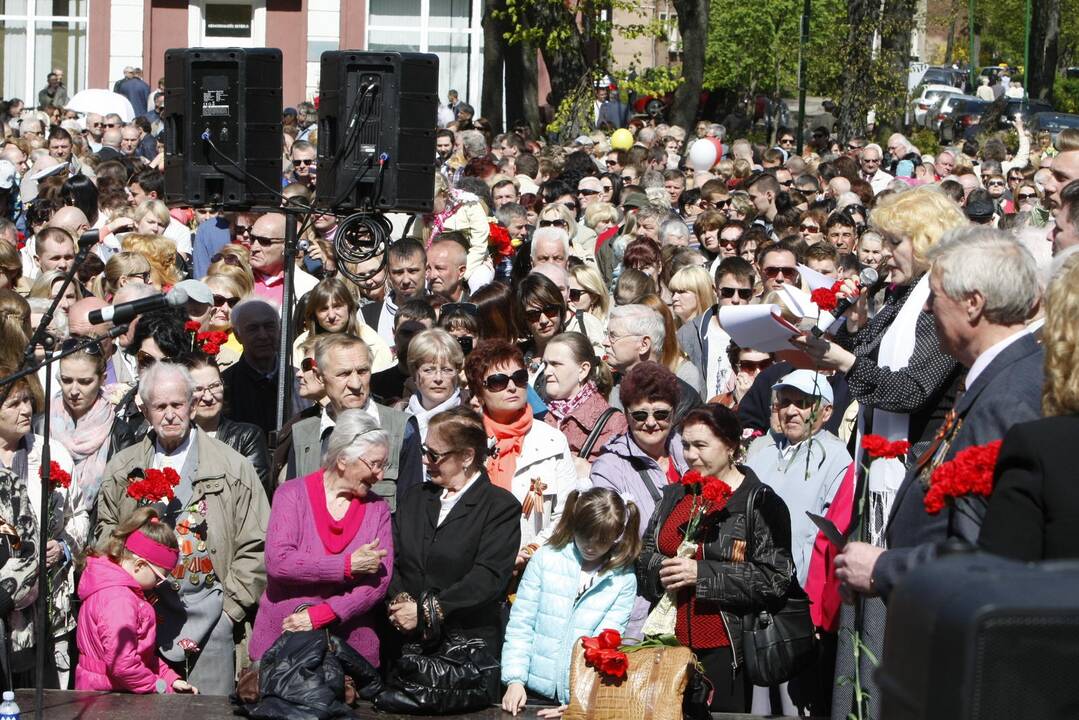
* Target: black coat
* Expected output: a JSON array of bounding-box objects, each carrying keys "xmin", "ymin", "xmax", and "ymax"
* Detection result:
[
  {"xmin": 979, "ymin": 415, "xmax": 1079, "ymax": 562},
  {"xmin": 216, "ymin": 417, "xmax": 272, "ymax": 498},
  {"xmin": 388, "ymin": 473, "xmax": 521, "ymax": 659},
  {"xmin": 636, "ymin": 467, "xmax": 795, "ymax": 668}
]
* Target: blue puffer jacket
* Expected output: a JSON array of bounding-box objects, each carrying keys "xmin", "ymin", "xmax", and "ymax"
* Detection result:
[{"xmin": 500, "ymin": 542, "xmax": 637, "ymax": 703}]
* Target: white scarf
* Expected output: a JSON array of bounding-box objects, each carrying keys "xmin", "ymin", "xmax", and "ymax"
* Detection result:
[
  {"xmin": 857, "ymin": 274, "xmax": 931, "ymax": 547},
  {"xmin": 406, "ymin": 389, "xmax": 461, "ymax": 442}
]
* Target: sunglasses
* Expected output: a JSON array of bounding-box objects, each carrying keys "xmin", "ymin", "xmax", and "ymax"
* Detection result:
[
  {"xmin": 987, "ymin": 180, "xmax": 1006, "ymax": 187},
  {"xmin": 61, "ymin": 337, "xmax": 102, "ymax": 355},
  {"xmin": 539, "ymin": 219, "xmax": 567, "ymax": 228},
  {"xmin": 562, "ymin": 201, "xmax": 578, "ymax": 212},
  {"xmin": 441, "ymin": 302, "xmax": 478, "ymax": 316},
  {"xmin": 800, "ymin": 224, "xmax": 820, "ymax": 233},
  {"xmin": 568, "ymin": 288, "xmax": 589, "ymax": 302},
  {"xmin": 702, "ymin": 198, "xmax": 731, "ymax": 210},
  {"xmin": 212, "ymin": 294, "xmax": 240, "ymax": 308},
  {"xmin": 605, "ymin": 159, "xmax": 619, "ymax": 166},
  {"xmin": 773, "ymin": 394, "xmax": 819, "ymax": 410},
  {"xmin": 719, "ymin": 286, "xmax": 753, "ymax": 300},
  {"xmin": 211, "ymin": 253, "xmax": 242, "ymax": 267},
  {"xmin": 846, "ymin": 144, "xmax": 864, "ymax": 150},
  {"xmin": 779, "ymin": 138, "xmax": 795, "ymax": 145},
  {"xmin": 621, "ymin": 175, "xmax": 635, "ymax": 183},
  {"xmin": 250, "ymin": 234, "xmax": 284, "ymax": 247},
  {"xmin": 524, "ymin": 304, "xmax": 562, "ymax": 323},
  {"xmin": 233, "ymin": 224, "xmax": 252, "ymax": 236},
  {"xmin": 629, "ymin": 408, "xmax": 672, "ymax": 423},
  {"xmin": 136, "ymin": 349, "xmax": 170, "ymax": 371},
  {"xmin": 601, "ymin": 184, "xmax": 613, "ymax": 192},
  {"xmin": 763, "ymin": 266, "xmax": 799, "ymax": 280},
  {"xmin": 739, "ymin": 359, "xmax": 773, "ymax": 373},
  {"xmin": 420, "ymin": 444, "xmax": 457, "ymax": 464},
  {"xmin": 292, "ymin": 158, "xmax": 316, "ymax": 167},
  {"xmin": 718, "ymin": 237, "xmax": 739, "ymax": 247},
  {"xmin": 1017, "ymin": 192, "xmax": 1038, "ymax": 200},
  {"xmin": 578, "ymin": 189, "xmax": 600, "ymax": 196},
  {"xmin": 484, "ymin": 368, "xmax": 529, "ymax": 392},
  {"xmin": 125, "ymin": 271, "xmax": 151, "ymax": 283},
  {"xmin": 301, "ymin": 357, "xmax": 317, "ymax": 372},
  {"xmin": 141, "ymin": 559, "xmax": 172, "ymax": 587}
]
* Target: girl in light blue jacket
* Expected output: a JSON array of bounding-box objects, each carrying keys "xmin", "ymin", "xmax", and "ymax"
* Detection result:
[{"xmin": 501, "ymin": 488, "xmax": 641, "ymax": 716}]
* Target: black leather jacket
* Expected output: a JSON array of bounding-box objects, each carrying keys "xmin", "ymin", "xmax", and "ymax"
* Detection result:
[
  {"xmin": 214, "ymin": 417, "xmax": 272, "ymax": 497},
  {"xmin": 637, "ymin": 466, "xmax": 795, "ymax": 669}
]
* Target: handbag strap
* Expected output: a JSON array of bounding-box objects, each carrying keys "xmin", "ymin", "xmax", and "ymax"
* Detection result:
[
  {"xmin": 743, "ymin": 484, "xmax": 767, "ymax": 562},
  {"xmin": 578, "ymin": 407, "xmax": 620, "ymax": 459},
  {"xmin": 633, "ymin": 461, "xmax": 663, "ymax": 503}
]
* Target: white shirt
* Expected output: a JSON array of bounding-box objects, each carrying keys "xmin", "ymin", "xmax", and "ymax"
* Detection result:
[
  {"xmin": 704, "ymin": 316, "xmax": 733, "ymax": 400},
  {"xmin": 438, "ymin": 471, "xmax": 480, "ymax": 526},
  {"xmin": 320, "ymin": 401, "xmax": 381, "ymax": 442},
  {"xmin": 153, "ymin": 431, "xmax": 193, "ymax": 476},
  {"xmin": 965, "ymin": 329, "xmax": 1031, "ymax": 390}
]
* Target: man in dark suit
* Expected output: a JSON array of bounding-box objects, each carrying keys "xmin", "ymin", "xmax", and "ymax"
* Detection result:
[{"xmin": 835, "ymin": 228, "xmax": 1044, "ymax": 600}]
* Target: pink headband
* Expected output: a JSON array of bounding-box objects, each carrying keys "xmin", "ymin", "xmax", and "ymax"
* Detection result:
[{"xmin": 125, "ymin": 530, "xmax": 179, "ymax": 570}]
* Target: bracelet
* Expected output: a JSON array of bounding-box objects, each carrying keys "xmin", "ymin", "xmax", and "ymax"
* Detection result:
[{"xmin": 389, "ymin": 592, "xmax": 415, "ymax": 607}]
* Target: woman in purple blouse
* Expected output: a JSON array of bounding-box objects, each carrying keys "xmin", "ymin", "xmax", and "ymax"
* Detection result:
[{"xmin": 249, "ymin": 410, "xmax": 394, "ymax": 668}]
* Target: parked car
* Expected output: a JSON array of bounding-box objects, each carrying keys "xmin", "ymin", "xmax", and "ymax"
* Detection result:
[
  {"xmin": 921, "ymin": 66, "xmax": 965, "ymax": 89},
  {"xmin": 1029, "ymin": 112, "xmax": 1079, "ymax": 141},
  {"xmin": 910, "ymin": 84, "xmax": 965, "ymax": 128},
  {"xmin": 928, "ymin": 93, "xmax": 981, "ymax": 133},
  {"xmin": 1002, "ymin": 97, "xmax": 1054, "ymax": 125},
  {"xmin": 939, "ymin": 98, "xmax": 991, "ymax": 142}
]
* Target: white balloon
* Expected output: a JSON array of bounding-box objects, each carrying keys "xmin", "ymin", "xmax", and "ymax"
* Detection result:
[{"xmin": 688, "ymin": 139, "xmax": 717, "ymax": 171}]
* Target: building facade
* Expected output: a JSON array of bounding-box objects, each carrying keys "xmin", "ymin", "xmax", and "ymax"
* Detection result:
[{"xmin": 0, "ymin": 0, "xmax": 484, "ymax": 109}]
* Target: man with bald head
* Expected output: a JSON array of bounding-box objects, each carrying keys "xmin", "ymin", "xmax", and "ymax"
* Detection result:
[
  {"xmin": 119, "ymin": 125, "xmax": 141, "ymax": 156},
  {"xmin": 85, "ymin": 113, "xmax": 104, "ymax": 151},
  {"xmin": 19, "ymin": 118, "xmax": 43, "ymax": 144},
  {"xmin": 248, "ymin": 212, "xmax": 318, "ymax": 307},
  {"xmin": 49, "ymin": 206, "xmax": 90, "ymax": 240},
  {"xmin": 826, "ymin": 176, "xmax": 851, "ymax": 200},
  {"xmin": 96, "ymin": 127, "xmax": 123, "ymax": 162},
  {"xmin": 1, "ymin": 144, "xmax": 27, "ymax": 177},
  {"xmin": 425, "ymin": 236, "xmax": 468, "ymax": 302},
  {"xmin": 935, "ymin": 150, "xmax": 956, "ymax": 179}
]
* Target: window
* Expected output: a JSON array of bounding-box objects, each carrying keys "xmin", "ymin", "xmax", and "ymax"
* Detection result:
[
  {"xmin": 0, "ymin": 0, "xmax": 88, "ymax": 105},
  {"xmin": 366, "ymin": 0, "xmax": 482, "ymax": 103}
]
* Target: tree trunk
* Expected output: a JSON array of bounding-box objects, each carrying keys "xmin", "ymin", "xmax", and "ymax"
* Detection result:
[
  {"xmin": 879, "ymin": 0, "xmax": 917, "ymax": 128},
  {"xmin": 669, "ymin": 0, "xmax": 707, "ymax": 128},
  {"xmin": 505, "ymin": 41, "xmax": 541, "ymax": 136},
  {"xmin": 1028, "ymin": 0, "xmax": 1061, "ymax": 102},
  {"xmin": 837, "ymin": 0, "xmax": 880, "ymax": 139},
  {"xmin": 945, "ymin": 14, "xmax": 956, "ymax": 64},
  {"xmin": 481, "ymin": 0, "xmax": 505, "ymax": 132}
]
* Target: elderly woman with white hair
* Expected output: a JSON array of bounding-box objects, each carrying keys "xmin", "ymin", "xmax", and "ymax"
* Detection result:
[
  {"xmin": 95, "ymin": 361, "xmax": 270, "ymax": 695},
  {"xmin": 249, "ymin": 409, "xmax": 393, "ymax": 670}
]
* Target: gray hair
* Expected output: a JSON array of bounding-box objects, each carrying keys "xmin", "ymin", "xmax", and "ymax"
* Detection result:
[
  {"xmin": 928, "ymin": 226, "xmax": 1040, "ymax": 325},
  {"xmin": 322, "ymin": 409, "xmax": 389, "ymax": 471},
  {"xmin": 530, "ymin": 226, "xmax": 570, "ymax": 260},
  {"xmin": 495, "ymin": 202, "xmax": 526, "ymax": 226},
  {"xmin": 138, "ymin": 362, "xmax": 195, "ymax": 406},
  {"xmin": 608, "ymin": 304, "xmax": 665, "ymax": 357},
  {"xmin": 231, "ymin": 297, "xmax": 279, "ymax": 330},
  {"xmin": 460, "ymin": 130, "xmax": 487, "ymax": 160},
  {"xmin": 659, "ymin": 219, "xmax": 691, "ymax": 244}
]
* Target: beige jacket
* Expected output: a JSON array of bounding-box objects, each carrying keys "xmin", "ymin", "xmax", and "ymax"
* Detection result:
[{"xmin": 94, "ymin": 428, "xmax": 270, "ymax": 622}]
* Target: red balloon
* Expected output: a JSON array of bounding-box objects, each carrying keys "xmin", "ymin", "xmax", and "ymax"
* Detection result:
[{"xmin": 708, "ymin": 137, "xmax": 723, "ymax": 158}]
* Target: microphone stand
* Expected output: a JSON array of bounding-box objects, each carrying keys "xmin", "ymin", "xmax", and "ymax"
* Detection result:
[
  {"xmin": 0, "ymin": 230, "xmax": 97, "ymax": 715},
  {"xmin": 275, "ymin": 209, "xmax": 301, "ymax": 433}
]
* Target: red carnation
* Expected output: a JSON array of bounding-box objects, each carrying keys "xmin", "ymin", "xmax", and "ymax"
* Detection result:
[
  {"xmin": 201, "ymin": 343, "xmax": 221, "ymax": 356},
  {"xmin": 40, "ymin": 461, "xmax": 71, "ymax": 489},
  {"xmin": 681, "ymin": 469, "xmax": 703, "ymax": 487},
  {"xmin": 184, "ymin": 320, "xmax": 201, "ymax": 332},
  {"xmin": 862, "ymin": 434, "xmax": 908, "ymax": 460},
  {"xmin": 924, "ymin": 440, "xmax": 1002, "ymax": 515},
  {"xmin": 811, "ymin": 287, "xmax": 838, "ymax": 312},
  {"xmin": 702, "ymin": 478, "xmax": 733, "ymax": 509}
]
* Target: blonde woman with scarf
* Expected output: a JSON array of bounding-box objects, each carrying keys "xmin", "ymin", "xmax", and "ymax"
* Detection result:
[
  {"xmin": 49, "ymin": 345, "xmax": 115, "ymax": 505},
  {"xmin": 464, "ymin": 339, "xmax": 583, "ymax": 571}
]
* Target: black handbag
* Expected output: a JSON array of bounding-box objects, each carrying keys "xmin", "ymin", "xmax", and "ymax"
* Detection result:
[
  {"xmin": 374, "ymin": 592, "xmax": 501, "ymax": 714},
  {"xmin": 740, "ymin": 485, "xmax": 818, "ymax": 687}
]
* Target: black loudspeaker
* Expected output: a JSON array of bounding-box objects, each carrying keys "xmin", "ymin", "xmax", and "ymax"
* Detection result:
[
  {"xmin": 878, "ymin": 551, "xmax": 1079, "ymax": 720},
  {"xmin": 315, "ymin": 51, "xmax": 438, "ymax": 212},
  {"xmin": 163, "ymin": 47, "xmax": 282, "ymax": 207}
]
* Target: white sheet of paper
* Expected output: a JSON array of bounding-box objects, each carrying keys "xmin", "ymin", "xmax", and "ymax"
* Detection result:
[
  {"xmin": 777, "ymin": 284, "xmax": 837, "ymax": 332},
  {"xmin": 797, "ymin": 263, "xmax": 836, "ymax": 291},
  {"xmin": 718, "ymin": 304, "xmax": 802, "ymax": 353}
]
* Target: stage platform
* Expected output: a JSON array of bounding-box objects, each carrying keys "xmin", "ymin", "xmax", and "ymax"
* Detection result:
[{"xmin": 13, "ymin": 689, "xmax": 821, "ymax": 719}]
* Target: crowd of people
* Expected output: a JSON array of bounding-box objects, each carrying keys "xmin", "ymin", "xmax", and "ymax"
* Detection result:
[{"xmin": 0, "ymin": 79, "xmax": 1072, "ymax": 719}]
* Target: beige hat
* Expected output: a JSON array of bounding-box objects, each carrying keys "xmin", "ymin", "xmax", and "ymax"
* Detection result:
[
  {"xmin": 577, "ymin": 176, "xmax": 603, "ymax": 193},
  {"xmin": 515, "ymin": 174, "xmax": 540, "ymax": 195}
]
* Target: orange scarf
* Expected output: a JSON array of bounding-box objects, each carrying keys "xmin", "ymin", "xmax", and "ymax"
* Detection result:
[{"xmin": 483, "ymin": 409, "xmax": 533, "ymax": 491}]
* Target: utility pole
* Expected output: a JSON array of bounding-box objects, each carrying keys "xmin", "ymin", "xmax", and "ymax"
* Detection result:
[
  {"xmin": 796, "ymin": 0, "xmax": 811, "ymax": 153},
  {"xmin": 1023, "ymin": 0, "xmax": 1032, "ymax": 99},
  {"xmin": 968, "ymin": 0, "xmax": 977, "ymax": 89}
]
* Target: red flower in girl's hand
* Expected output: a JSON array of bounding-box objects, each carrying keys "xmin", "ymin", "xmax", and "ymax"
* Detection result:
[
  {"xmin": 40, "ymin": 461, "xmax": 71, "ymax": 489},
  {"xmin": 184, "ymin": 320, "xmax": 201, "ymax": 333}
]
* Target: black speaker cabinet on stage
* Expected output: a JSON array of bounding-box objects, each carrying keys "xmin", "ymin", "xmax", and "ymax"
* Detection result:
[
  {"xmin": 315, "ymin": 51, "xmax": 438, "ymax": 212},
  {"xmin": 878, "ymin": 551, "xmax": 1079, "ymax": 720},
  {"xmin": 163, "ymin": 47, "xmax": 282, "ymax": 207}
]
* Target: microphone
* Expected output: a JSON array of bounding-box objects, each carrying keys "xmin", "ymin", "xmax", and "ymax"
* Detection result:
[
  {"xmin": 88, "ymin": 287, "xmax": 189, "ymax": 325},
  {"xmin": 831, "ymin": 267, "xmax": 885, "ymax": 317}
]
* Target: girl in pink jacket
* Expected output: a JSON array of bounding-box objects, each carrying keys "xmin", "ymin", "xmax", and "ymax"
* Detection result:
[{"xmin": 75, "ymin": 507, "xmax": 197, "ymax": 694}]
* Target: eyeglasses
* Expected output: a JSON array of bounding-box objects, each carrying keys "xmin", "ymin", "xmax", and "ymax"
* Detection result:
[
  {"xmin": 739, "ymin": 359, "xmax": 773, "ymax": 373},
  {"xmin": 1017, "ymin": 192, "xmax": 1038, "ymax": 201},
  {"xmin": 779, "ymin": 138, "xmax": 795, "ymax": 146},
  {"xmin": 211, "ymin": 253, "xmax": 242, "ymax": 267},
  {"xmin": 125, "ymin": 271, "xmax": 152, "ymax": 283},
  {"xmin": 212, "ymin": 294, "xmax": 240, "ymax": 308},
  {"xmin": 441, "ymin": 302, "xmax": 478, "ymax": 316},
  {"xmin": 987, "ymin": 180, "xmax": 1006, "ymax": 187},
  {"xmin": 773, "ymin": 394, "xmax": 818, "ymax": 410},
  {"xmin": 605, "ymin": 159, "xmax": 619, "ymax": 166},
  {"xmin": 194, "ymin": 380, "xmax": 224, "ymax": 396},
  {"xmin": 779, "ymin": 180, "xmax": 794, "ymax": 188},
  {"xmin": 418, "ymin": 365, "xmax": 456, "ymax": 378},
  {"xmin": 861, "ymin": 157, "xmax": 881, "ymax": 164},
  {"xmin": 292, "ymin": 158, "xmax": 316, "ymax": 167},
  {"xmin": 718, "ymin": 237, "xmax": 739, "ymax": 248},
  {"xmin": 524, "ymin": 304, "xmax": 562, "ymax": 323},
  {"xmin": 60, "ymin": 337, "xmax": 102, "ymax": 355},
  {"xmin": 250, "ymin": 234, "xmax": 284, "ymax": 247},
  {"xmin": 539, "ymin": 219, "xmax": 567, "ymax": 228},
  {"xmin": 621, "ymin": 175, "xmax": 634, "ymax": 183},
  {"xmin": 578, "ymin": 189, "xmax": 600, "ymax": 196},
  {"xmin": 232, "ymin": 224, "xmax": 252, "ymax": 236},
  {"xmin": 719, "ymin": 286, "xmax": 753, "ymax": 300},
  {"xmin": 136, "ymin": 349, "xmax": 170, "ymax": 371},
  {"xmin": 600, "ymin": 184, "xmax": 613, "ymax": 192},
  {"xmin": 104, "ymin": 122, "xmax": 118, "ymax": 128},
  {"xmin": 301, "ymin": 357, "xmax": 317, "ymax": 372},
  {"xmin": 357, "ymin": 456, "xmax": 387, "ymax": 474},
  {"xmin": 846, "ymin": 143, "xmax": 864, "ymax": 151},
  {"xmin": 701, "ymin": 198, "xmax": 731, "ymax": 210},
  {"xmin": 420, "ymin": 444, "xmax": 457, "ymax": 464},
  {"xmin": 568, "ymin": 288, "xmax": 589, "ymax": 302},
  {"xmin": 800, "ymin": 223, "xmax": 820, "ymax": 233},
  {"xmin": 483, "ymin": 368, "xmax": 529, "ymax": 392},
  {"xmin": 763, "ymin": 266, "xmax": 799, "ymax": 280},
  {"xmin": 629, "ymin": 408, "xmax": 672, "ymax": 423},
  {"xmin": 562, "ymin": 201, "xmax": 578, "ymax": 212}
]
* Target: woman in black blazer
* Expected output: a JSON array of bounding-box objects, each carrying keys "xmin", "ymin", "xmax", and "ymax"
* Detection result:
[
  {"xmin": 387, "ymin": 406, "xmax": 521, "ymax": 664},
  {"xmin": 980, "ymin": 256, "xmax": 1079, "ymax": 561}
]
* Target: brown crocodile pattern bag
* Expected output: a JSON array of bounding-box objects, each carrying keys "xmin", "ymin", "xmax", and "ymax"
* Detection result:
[{"xmin": 563, "ymin": 639, "xmax": 695, "ymax": 720}]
